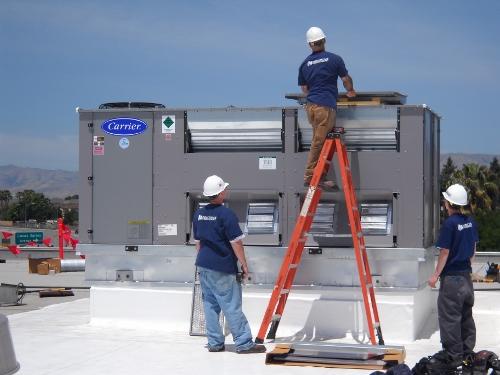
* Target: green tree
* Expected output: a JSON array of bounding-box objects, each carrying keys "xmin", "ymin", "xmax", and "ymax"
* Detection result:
[
  {"xmin": 0, "ymin": 190, "xmax": 12, "ymax": 209},
  {"xmin": 440, "ymin": 157, "xmax": 456, "ymax": 192},
  {"xmin": 476, "ymin": 210, "xmax": 500, "ymax": 251},
  {"xmin": 489, "ymin": 157, "xmax": 500, "ymax": 209},
  {"xmin": 451, "ymin": 163, "xmax": 498, "ymax": 214},
  {"xmin": 0, "ymin": 190, "xmax": 12, "ymax": 219},
  {"xmin": 63, "ymin": 209, "xmax": 79, "ymax": 226},
  {"xmin": 7, "ymin": 190, "xmax": 57, "ymax": 222}
]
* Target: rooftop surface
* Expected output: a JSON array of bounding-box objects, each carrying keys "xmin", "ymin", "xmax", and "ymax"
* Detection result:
[{"xmin": 2, "ymin": 259, "xmax": 500, "ymax": 375}]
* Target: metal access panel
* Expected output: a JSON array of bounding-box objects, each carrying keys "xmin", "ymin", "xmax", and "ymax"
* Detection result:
[
  {"xmin": 188, "ymin": 192, "xmax": 283, "ymax": 246},
  {"xmin": 83, "ymin": 111, "xmax": 153, "ymax": 244}
]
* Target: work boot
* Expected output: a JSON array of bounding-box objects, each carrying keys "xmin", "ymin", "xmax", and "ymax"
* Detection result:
[
  {"xmin": 207, "ymin": 344, "xmax": 225, "ymax": 352},
  {"xmin": 236, "ymin": 344, "xmax": 266, "ymax": 354},
  {"xmin": 427, "ymin": 350, "xmax": 463, "ymax": 375},
  {"xmin": 303, "ymin": 178, "xmax": 339, "ymax": 191}
]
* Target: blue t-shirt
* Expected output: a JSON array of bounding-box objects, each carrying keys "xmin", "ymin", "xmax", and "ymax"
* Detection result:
[
  {"xmin": 436, "ymin": 213, "xmax": 479, "ymax": 275},
  {"xmin": 193, "ymin": 204, "xmax": 244, "ymax": 274},
  {"xmin": 298, "ymin": 50, "xmax": 348, "ymax": 109}
]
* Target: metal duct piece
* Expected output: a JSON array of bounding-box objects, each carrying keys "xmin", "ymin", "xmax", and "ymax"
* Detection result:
[
  {"xmin": 60, "ymin": 259, "xmax": 86, "ymax": 272},
  {"xmin": 0, "ymin": 284, "xmax": 18, "ymax": 306},
  {"xmin": 187, "ymin": 121, "xmax": 282, "ymax": 152},
  {"xmin": 0, "ymin": 314, "xmax": 20, "ymax": 375}
]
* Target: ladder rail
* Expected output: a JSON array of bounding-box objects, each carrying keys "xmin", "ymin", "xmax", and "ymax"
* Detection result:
[
  {"xmin": 256, "ymin": 140, "xmax": 335, "ymax": 342},
  {"xmin": 334, "ymin": 136, "xmax": 377, "ymax": 345},
  {"xmin": 337, "ymin": 138, "xmax": 384, "ymax": 344}
]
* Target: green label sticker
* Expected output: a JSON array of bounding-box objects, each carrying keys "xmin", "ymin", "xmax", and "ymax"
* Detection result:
[{"xmin": 161, "ymin": 115, "xmax": 176, "ymax": 134}]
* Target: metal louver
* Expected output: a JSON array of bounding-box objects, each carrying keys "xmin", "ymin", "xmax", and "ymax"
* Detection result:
[
  {"xmin": 309, "ymin": 203, "xmax": 335, "ymax": 237},
  {"xmin": 360, "ymin": 203, "xmax": 392, "ymax": 235},
  {"xmin": 188, "ymin": 121, "xmax": 283, "ymax": 152},
  {"xmin": 246, "ymin": 203, "xmax": 277, "ymax": 234}
]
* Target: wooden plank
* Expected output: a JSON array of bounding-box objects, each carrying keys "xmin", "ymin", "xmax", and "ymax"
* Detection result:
[{"xmin": 265, "ymin": 343, "xmax": 405, "ymax": 370}]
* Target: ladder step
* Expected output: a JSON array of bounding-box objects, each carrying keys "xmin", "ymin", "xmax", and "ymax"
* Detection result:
[
  {"xmin": 366, "ymin": 283, "xmax": 373, "ymax": 288},
  {"xmin": 272, "ymin": 314, "xmax": 282, "ymax": 321},
  {"xmin": 289, "ymin": 264, "xmax": 298, "ymax": 269},
  {"xmin": 281, "ymin": 289, "xmax": 290, "ymax": 295},
  {"xmin": 357, "ymin": 232, "xmax": 363, "ymax": 238}
]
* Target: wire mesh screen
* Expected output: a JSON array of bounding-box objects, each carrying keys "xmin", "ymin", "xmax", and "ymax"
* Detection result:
[{"xmin": 189, "ymin": 268, "xmax": 225, "ymax": 336}]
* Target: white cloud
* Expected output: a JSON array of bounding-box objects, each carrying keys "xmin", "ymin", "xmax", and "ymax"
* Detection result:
[{"xmin": 0, "ymin": 133, "xmax": 78, "ymax": 171}]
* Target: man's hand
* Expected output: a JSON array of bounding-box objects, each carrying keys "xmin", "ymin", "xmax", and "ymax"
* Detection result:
[
  {"xmin": 346, "ymin": 90, "xmax": 356, "ymax": 98},
  {"xmin": 241, "ymin": 263, "xmax": 249, "ymax": 280},
  {"xmin": 428, "ymin": 274, "xmax": 439, "ymax": 288}
]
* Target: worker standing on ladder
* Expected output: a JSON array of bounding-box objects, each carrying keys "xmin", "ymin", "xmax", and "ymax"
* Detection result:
[
  {"xmin": 427, "ymin": 183, "xmax": 479, "ymax": 373},
  {"xmin": 298, "ymin": 26, "xmax": 356, "ymax": 189},
  {"xmin": 193, "ymin": 175, "xmax": 266, "ymax": 354}
]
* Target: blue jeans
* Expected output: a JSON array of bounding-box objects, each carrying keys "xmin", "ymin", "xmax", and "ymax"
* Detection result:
[{"xmin": 198, "ymin": 267, "xmax": 255, "ymax": 352}]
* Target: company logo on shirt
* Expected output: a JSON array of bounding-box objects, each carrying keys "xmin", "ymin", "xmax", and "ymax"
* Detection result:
[
  {"xmin": 457, "ymin": 222, "xmax": 473, "ymax": 231},
  {"xmin": 198, "ymin": 215, "xmax": 217, "ymax": 221},
  {"xmin": 307, "ymin": 57, "xmax": 329, "ymax": 67}
]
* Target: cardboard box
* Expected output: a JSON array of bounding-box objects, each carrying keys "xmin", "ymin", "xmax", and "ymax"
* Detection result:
[
  {"xmin": 37, "ymin": 263, "xmax": 49, "ymax": 275},
  {"xmin": 28, "ymin": 258, "xmax": 61, "ymax": 274}
]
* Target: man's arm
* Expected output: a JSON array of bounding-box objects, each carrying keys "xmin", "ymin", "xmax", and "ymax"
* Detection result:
[
  {"xmin": 230, "ymin": 239, "xmax": 249, "ymax": 277},
  {"xmin": 428, "ymin": 248, "xmax": 450, "ymax": 288},
  {"xmin": 341, "ymin": 75, "xmax": 356, "ymax": 98}
]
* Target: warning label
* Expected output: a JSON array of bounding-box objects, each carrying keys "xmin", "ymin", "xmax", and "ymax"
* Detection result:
[
  {"xmin": 161, "ymin": 115, "xmax": 176, "ymax": 134},
  {"xmin": 158, "ymin": 224, "xmax": 177, "ymax": 236}
]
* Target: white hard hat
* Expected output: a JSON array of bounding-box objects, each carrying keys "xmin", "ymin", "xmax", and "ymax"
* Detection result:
[
  {"xmin": 442, "ymin": 184, "xmax": 468, "ymax": 206},
  {"xmin": 306, "ymin": 27, "xmax": 326, "ymax": 43},
  {"xmin": 203, "ymin": 175, "xmax": 229, "ymax": 197}
]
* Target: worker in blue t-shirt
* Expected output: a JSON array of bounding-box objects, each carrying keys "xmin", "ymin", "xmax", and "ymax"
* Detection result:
[
  {"xmin": 298, "ymin": 26, "xmax": 356, "ymax": 190},
  {"xmin": 427, "ymin": 183, "xmax": 479, "ymax": 372},
  {"xmin": 192, "ymin": 175, "xmax": 266, "ymax": 354}
]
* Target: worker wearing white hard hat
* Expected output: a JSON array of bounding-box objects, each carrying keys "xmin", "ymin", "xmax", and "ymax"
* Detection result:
[
  {"xmin": 193, "ymin": 175, "xmax": 266, "ymax": 354},
  {"xmin": 299, "ymin": 27, "xmax": 356, "ymax": 190},
  {"xmin": 427, "ymin": 183, "xmax": 479, "ymax": 371}
]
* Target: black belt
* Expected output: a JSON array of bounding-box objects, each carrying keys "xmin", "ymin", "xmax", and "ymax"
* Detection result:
[{"xmin": 441, "ymin": 271, "xmax": 471, "ymax": 277}]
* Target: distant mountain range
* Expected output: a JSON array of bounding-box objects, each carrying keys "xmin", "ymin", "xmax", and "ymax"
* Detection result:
[
  {"xmin": 0, "ymin": 165, "xmax": 78, "ymax": 198},
  {"xmin": 0, "ymin": 154, "xmax": 498, "ymax": 198},
  {"xmin": 440, "ymin": 153, "xmax": 498, "ymax": 169}
]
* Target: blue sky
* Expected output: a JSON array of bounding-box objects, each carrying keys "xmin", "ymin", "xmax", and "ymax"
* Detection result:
[{"xmin": 1, "ymin": 0, "xmax": 499, "ymax": 171}]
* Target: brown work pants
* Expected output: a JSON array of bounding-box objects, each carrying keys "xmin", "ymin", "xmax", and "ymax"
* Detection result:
[{"xmin": 304, "ymin": 103, "xmax": 336, "ymax": 181}]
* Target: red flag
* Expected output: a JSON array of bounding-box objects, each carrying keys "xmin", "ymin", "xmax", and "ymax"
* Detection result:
[
  {"xmin": 1, "ymin": 231, "xmax": 13, "ymax": 240},
  {"xmin": 7, "ymin": 245, "xmax": 20, "ymax": 255},
  {"xmin": 70, "ymin": 238, "xmax": 79, "ymax": 250},
  {"xmin": 42, "ymin": 237, "xmax": 52, "ymax": 246}
]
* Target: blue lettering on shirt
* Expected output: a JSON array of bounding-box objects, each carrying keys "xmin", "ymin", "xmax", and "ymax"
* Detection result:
[
  {"xmin": 193, "ymin": 204, "xmax": 243, "ymax": 274},
  {"xmin": 298, "ymin": 51, "xmax": 348, "ymax": 109}
]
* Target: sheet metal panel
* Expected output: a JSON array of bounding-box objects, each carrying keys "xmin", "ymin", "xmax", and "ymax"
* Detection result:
[{"xmin": 90, "ymin": 111, "xmax": 153, "ymax": 244}]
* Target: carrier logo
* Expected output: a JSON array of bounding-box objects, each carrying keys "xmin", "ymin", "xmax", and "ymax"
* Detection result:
[
  {"xmin": 101, "ymin": 118, "xmax": 148, "ymax": 136},
  {"xmin": 307, "ymin": 57, "xmax": 329, "ymax": 67},
  {"xmin": 457, "ymin": 222, "xmax": 472, "ymax": 231},
  {"xmin": 198, "ymin": 215, "xmax": 217, "ymax": 221}
]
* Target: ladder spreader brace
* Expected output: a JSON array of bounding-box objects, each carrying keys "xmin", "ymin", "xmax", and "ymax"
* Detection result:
[{"xmin": 255, "ymin": 127, "xmax": 384, "ymax": 346}]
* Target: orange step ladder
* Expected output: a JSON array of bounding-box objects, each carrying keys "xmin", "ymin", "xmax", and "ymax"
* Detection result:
[{"xmin": 255, "ymin": 128, "xmax": 384, "ymax": 345}]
